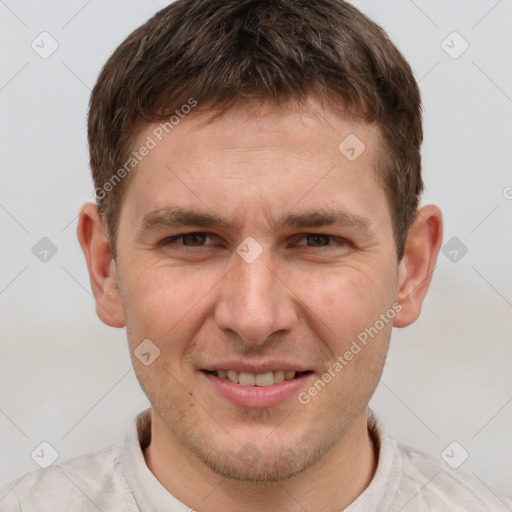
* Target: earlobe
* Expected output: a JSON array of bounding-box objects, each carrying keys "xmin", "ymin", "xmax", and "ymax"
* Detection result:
[
  {"xmin": 393, "ymin": 205, "xmax": 443, "ymax": 328},
  {"xmin": 76, "ymin": 203, "xmax": 126, "ymax": 328}
]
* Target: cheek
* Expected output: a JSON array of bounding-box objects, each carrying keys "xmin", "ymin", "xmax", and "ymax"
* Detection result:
[
  {"xmin": 122, "ymin": 263, "xmax": 215, "ymax": 346},
  {"xmin": 300, "ymin": 266, "xmax": 391, "ymax": 331},
  {"xmin": 296, "ymin": 264, "xmax": 396, "ymax": 382}
]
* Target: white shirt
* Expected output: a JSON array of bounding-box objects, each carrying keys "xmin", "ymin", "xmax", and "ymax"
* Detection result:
[{"xmin": 0, "ymin": 408, "xmax": 510, "ymax": 511}]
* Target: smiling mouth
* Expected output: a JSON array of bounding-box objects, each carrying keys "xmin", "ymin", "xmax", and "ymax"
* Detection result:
[{"xmin": 203, "ymin": 369, "xmax": 312, "ymax": 386}]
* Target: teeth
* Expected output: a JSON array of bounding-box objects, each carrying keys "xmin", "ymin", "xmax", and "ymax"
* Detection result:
[
  {"xmin": 227, "ymin": 370, "xmax": 239, "ymax": 383},
  {"xmin": 239, "ymin": 371, "xmax": 256, "ymax": 386},
  {"xmin": 255, "ymin": 372, "xmax": 274, "ymax": 387},
  {"xmin": 273, "ymin": 370, "xmax": 285, "ymax": 383},
  {"xmin": 214, "ymin": 369, "xmax": 302, "ymax": 385}
]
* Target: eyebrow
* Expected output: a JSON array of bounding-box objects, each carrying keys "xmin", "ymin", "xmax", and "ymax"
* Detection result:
[{"xmin": 136, "ymin": 206, "xmax": 371, "ymax": 235}]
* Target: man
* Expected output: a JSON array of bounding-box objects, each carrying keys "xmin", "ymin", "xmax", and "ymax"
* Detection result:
[{"xmin": 1, "ymin": 0, "xmax": 510, "ymax": 510}]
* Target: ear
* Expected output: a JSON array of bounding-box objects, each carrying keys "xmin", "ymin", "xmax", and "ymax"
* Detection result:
[
  {"xmin": 76, "ymin": 203, "xmax": 125, "ymax": 328},
  {"xmin": 393, "ymin": 204, "xmax": 443, "ymax": 328}
]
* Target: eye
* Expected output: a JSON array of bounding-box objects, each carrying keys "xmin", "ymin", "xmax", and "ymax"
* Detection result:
[
  {"xmin": 294, "ymin": 234, "xmax": 347, "ymax": 248},
  {"xmin": 162, "ymin": 232, "xmax": 215, "ymax": 247},
  {"xmin": 160, "ymin": 232, "xmax": 349, "ymax": 252}
]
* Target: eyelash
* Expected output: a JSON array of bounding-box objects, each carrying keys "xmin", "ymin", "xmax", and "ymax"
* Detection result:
[{"xmin": 161, "ymin": 232, "xmax": 348, "ymax": 251}]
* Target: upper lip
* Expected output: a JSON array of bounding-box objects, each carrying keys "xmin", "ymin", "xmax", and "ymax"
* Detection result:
[{"xmin": 201, "ymin": 361, "xmax": 312, "ymax": 374}]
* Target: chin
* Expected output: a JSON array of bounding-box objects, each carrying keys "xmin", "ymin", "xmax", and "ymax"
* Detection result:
[
  {"xmin": 194, "ymin": 445, "xmax": 318, "ymax": 483},
  {"xmin": 182, "ymin": 424, "xmax": 338, "ymax": 484}
]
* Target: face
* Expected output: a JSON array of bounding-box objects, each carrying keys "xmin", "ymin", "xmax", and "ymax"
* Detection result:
[{"xmin": 113, "ymin": 97, "xmax": 401, "ymax": 481}]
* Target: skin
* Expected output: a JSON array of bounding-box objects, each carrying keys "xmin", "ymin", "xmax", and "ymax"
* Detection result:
[{"xmin": 77, "ymin": 95, "xmax": 442, "ymax": 512}]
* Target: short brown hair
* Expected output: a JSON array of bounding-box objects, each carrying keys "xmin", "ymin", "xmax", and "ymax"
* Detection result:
[{"xmin": 88, "ymin": 0, "xmax": 423, "ymax": 260}]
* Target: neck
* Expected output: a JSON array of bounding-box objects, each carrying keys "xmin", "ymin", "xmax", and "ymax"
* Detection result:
[{"xmin": 143, "ymin": 410, "xmax": 377, "ymax": 512}]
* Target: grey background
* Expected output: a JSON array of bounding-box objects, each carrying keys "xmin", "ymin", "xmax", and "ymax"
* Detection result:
[{"xmin": 1, "ymin": 0, "xmax": 511, "ymax": 501}]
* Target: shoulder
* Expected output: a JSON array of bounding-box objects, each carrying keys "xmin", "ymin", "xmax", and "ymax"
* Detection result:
[
  {"xmin": 363, "ymin": 410, "xmax": 512, "ymax": 512},
  {"xmin": 391, "ymin": 438, "xmax": 512, "ymax": 511},
  {"xmin": 0, "ymin": 441, "xmax": 137, "ymax": 512}
]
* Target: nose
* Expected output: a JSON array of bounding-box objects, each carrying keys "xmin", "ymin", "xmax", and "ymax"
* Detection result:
[{"xmin": 214, "ymin": 244, "xmax": 298, "ymax": 346}]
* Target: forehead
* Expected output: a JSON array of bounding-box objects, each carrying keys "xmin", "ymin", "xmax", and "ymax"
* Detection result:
[
  {"xmin": 119, "ymin": 97, "xmax": 389, "ymax": 234},
  {"xmin": 155, "ymin": 98, "xmax": 378, "ymax": 165}
]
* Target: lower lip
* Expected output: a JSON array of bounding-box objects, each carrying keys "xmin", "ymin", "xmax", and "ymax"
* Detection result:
[{"xmin": 201, "ymin": 371, "xmax": 313, "ymax": 409}]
